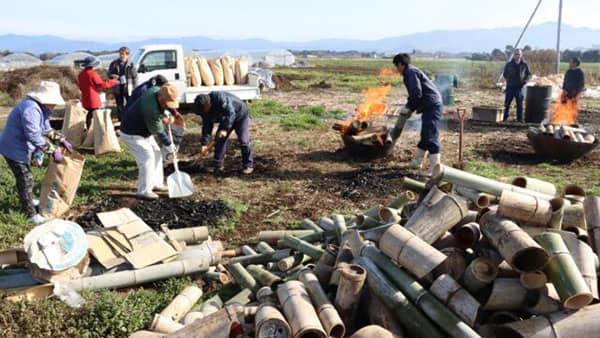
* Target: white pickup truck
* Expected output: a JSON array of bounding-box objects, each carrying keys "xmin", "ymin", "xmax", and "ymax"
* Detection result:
[{"xmin": 130, "ymin": 44, "xmax": 261, "ymax": 104}]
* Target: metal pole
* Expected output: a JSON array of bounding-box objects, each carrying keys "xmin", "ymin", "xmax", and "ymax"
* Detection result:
[
  {"xmin": 557, "ymin": 0, "xmax": 563, "ymax": 74},
  {"xmin": 496, "ymin": 0, "xmax": 544, "ymax": 83}
]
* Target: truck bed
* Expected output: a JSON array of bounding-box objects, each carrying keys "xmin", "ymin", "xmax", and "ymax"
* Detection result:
[{"xmin": 183, "ymin": 85, "xmax": 260, "ymax": 103}]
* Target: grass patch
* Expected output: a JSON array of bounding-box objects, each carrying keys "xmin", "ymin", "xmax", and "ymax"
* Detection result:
[
  {"xmin": 213, "ymin": 198, "xmax": 248, "ymax": 235},
  {"xmin": 466, "ymin": 161, "xmax": 521, "ymax": 181},
  {"xmin": 249, "ymin": 100, "xmax": 293, "ymax": 118},
  {"xmin": 0, "ymin": 92, "xmax": 10, "ymax": 106},
  {"xmin": 279, "ymin": 113, "xmax": 325, "ymax": 130}
]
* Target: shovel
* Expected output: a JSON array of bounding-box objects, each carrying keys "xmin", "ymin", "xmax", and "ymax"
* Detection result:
[{"xmin": 167, "ymin": 125, "xmax": 194, "ymax": 198}]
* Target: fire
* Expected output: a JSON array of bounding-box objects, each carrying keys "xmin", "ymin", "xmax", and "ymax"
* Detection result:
[{"xmin": 551, "ymin": 93, "xmax": 579, "ymax": 125}]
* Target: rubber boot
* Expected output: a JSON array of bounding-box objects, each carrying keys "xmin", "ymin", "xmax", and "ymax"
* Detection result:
[
  {"xmin": 424, "ymin": 153, "xmax": 441, "ymax": 177},
  {"xmin": 409, "ymin": 148, "xmax": 428, "ymax": 169}
]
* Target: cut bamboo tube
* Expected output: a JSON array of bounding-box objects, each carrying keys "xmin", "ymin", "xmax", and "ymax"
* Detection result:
[
  {"xmin": 458, "ymin": 210, "xmax": 479, "ymax": 227},
  {"xmin": 318, "ymin": 217, "xmax": 336, "ymax": 231},
  {"xmin": 498, "ymin": 190, "xmax": 554, "ymax": 226},
  {"xmin": 299, "ymin": 268, "xmax": 345, "ymax": 338},
  {"xmin": 583, "ymin": 133, "xmax": 596, "ymax": 143},
  {"xmin": 258, "ymin": 230, "xmax": 316, "ymax": 244},
  {"xmin": 454, "ymin": 222, "xmax": 481, "ymax": 249},
  {"xmin": 159, "ymin": 285, "xmax": 202, "ymax": 322},
  {"xmin": 585, "ymin": 196, "xmax": 600, "ymax": 255},
  {"xmin": 388, "ymin": 190, "xmax": 418, "ymax": 209},
  {"xmin": 255, "ymin": 302, "xmax": 291, "ymax": 338},
  {"xmin": 400, "ymin": 177, "xmax": 427, "ymax": 194},
  {"xmin": 225, "ymin": 288, "xmax": 253, "ymax": 306},
  {"xmin": 461, "ymin": 257, "xmax": 498, "ymax": 293},
  {"xmin": 482, "ymin": 278, "xmax": 528, "ymax": 311},
  {"xmin": 511, "ymin": 176, "xmax": 557, "ymax": 196},
  {"xmin": 479, "ymin": 211, "xmax": 549, "ymax": 272},
  {"xmin": 281, "ymin": 235, "xmax": 324, "ymax": 260},
  {"xmin": 163, "ymin": 226, "xmax": 208, "ymax": 244},
  {"xmin": 548, "ymin": 198, "xmax": 565, "ymax": 229},
  {"xmin": 519, "ymin": 270, "xmax": 548, "ymax": 289},
  {"xmin": 378, "ymin": 207, "xmax": 402, "ymax": 224},
  {"xmin": 437, "ymin": 247, "xmax": 466, "ymax": 280},
  {"xmin": 563, "ymin": 203, "xmax": 587, "ymax": 230},
  {"xmin": 278, "ymin": 254, "xmax": 311, "ymax": 272},
  {"xmin": 356, "ymin": 214, "xmax": 381, "ymax": 229},
  {"xmin": 333, "ymin": 214, "xmax": 347, "ymax": 243},
  {"xmin": 433, "ymin": 231, "xmax": 458, "ymax": 250},
  {"xmin": 355, "ymin": 256, "xmax": 445, "ymax": 338},
  {"xmin": 564, "ymin": 226, "xmax": 590, "ymax": 243},
  {"xmin": 334, "ymin": 264, "xmax": 366, "ymax": 326},
  {"xmin": 379, "ymin": 224, "xmax": 447, "ymax": 279},
  {"xmin": 454, "ymin": 186, "xmax": 494, "ymax": 209},
  {"xmin": 302, "ymin": 218, "xmax": 324, "ymax": 232},
  {"xmin": 433, "ymin": 164, "xmax": 555, "ymax": 200},
  {"xmin": 255, "ymin": 241, "xmax": 275, "ymax": 254},
  {"xmin": 430, "ymin": 274, "xmax": 481, "ymax": 326},
  {"xmin": 562, "ymin": 184, "xmax": 586, "ymax": 203},
  {"xmin": 247, "ymin": 264, "xmax": 282, "ymax": 287},
  {"xmin": 229, "ymin": 249, "xmax": 291, "ymax": 265},
  {"xmin": 129, "ymin": 330, "xmax": 163, "ymax": 338},
  {"xmin": 549, "ymin": 229, "xmax": 598, "ymax": 299},
  {"xmin": 350, "ymin": 325, "xmax": 395, "ymax": 338},
  {"xmin": 405, "ymin": 191, "xmax": 468, "ymax": 244},
  {"xmin": 313, "ymin": 245, "xmax": 337, "ymax": 286},
  {"xmin": 329, "ymin": 245, "xmax": 354, "ymax": 287},
  {"xmin": 366, "ymin": 294, "xmax": 405, "ymax": 338},
  {"xmin": 227, "ymin": 263, "xmax": 258, "ymax": 292},
  {"xmin": 277, "ymin": 281, "xmax": 327, "ymax": 338},
  {"xmin": 524, "ymin": 284, "xmax": 560, "ymax": 315},
  {"xmin": 174, "ymin": 305, "xmax": 242, "ymax": 338},
  {"xmin": 534, "ymin": 232, "xmax": 593, "ymax": 309},
  {"xmin": 241, "ymin": 245, "xmax": 257, "ymax": 256},
  {"xmin": 62, "ymin": 257, "xmax": 210, "ymax": 291},
  {"xmin": 183, "ymin": 294, "xmax": 223, "ymax": 325},
  {"xmin": 205, "ymin": 267, "xmax": 231, "ymax": 284},
  {"xmin": 150, "ymin": 314, "xmax": 184, "ymax": 333},
  {"xmin": 496, "ymin": 260, "xmax": 520, "ymax": 278},
  {"xmin": 496, "ymin": 303, "xmax": 600, "ymax": 338}
]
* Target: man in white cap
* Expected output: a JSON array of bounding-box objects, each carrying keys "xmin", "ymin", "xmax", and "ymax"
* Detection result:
[{"xmin": 0, "ymin": 81, "xmax": 73, "ymax": 224}]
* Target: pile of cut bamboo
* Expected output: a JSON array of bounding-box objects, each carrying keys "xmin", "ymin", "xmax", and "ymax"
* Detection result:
[{"xmin": 531, "ymin": 123, "xmax": 596, "ymax": 144}]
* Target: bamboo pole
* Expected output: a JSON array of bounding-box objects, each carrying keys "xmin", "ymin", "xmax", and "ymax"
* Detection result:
[
  {"xmin": 281, "ymin": 235, "xmax": 324, "ymax": 260},
  {"xmin": 158, "ymin": 285, "xmax": 202, "ymax": 322},
  {"xmin": 563, "ymin": 203, "xmax": 587, "ymax": 230},
  {"xmin": 354, "ymin": 256, "xmax": 446, "ymax": 338},
  {"xmin": 359, "ymin": 244, "xmax": 480, "ymax": 338},
  {"xmin": 519, "ymin": 270, "xmax": 548, "ymax": 289},
  {"xmin": 333, "ymin": 214, "xmax": 347, "ymax": 243},
  {"xmin": 150, "ymin": 314, "xmax": 184, "ymax": 333},
  {"xmin": 255, "ymin": 286, "xmax": 291, "ymax": 338},
  {"xmin": 278, "ymin": 254, "xmax": 311, "ymax": 272},
  {"xmin": 430, "ymin": 274, "xmax": 481, "ymax": 326},
  {"xmin": 433, "ymin": 164, "xmax": 555, "ymax": 200},
  {"xmin": 535, "ymin": 232, "xmax": 593, "ymax": 309},
  {"xmin": 334, "ymin": 264, "xmax": 366, "ymax": 327},
  {"xmin": 205, "ymin": 267, "xmax": 231, "ymax": 284},
  {"xmin": 247, "ymin": 264, "xmax": 282, "ymax": 287},
  {"xmin": 511, "ymin": 176, "xmax": 557, "ymax": 196},
  {"xmin": 241, "ymin": 245, "xmax": 257, "ymax": 256},
  {"xmin": 302, "ymin": 218, "xmax": 324, "ymax": 232},
  {"xmin": 479, "ymin": 211, "xmax": 549, "ymax": 272},
  {"xmin": 170, "ymin": 305, "xmax": 242, "ymax": 338},
  {"xmin": 258, "ymin": 230, "xmax": 316, "ymax": 244},
  {"xmin": 299, "ymin": 268, "xmax": 345, "ymax": 338},
  {"xmin": 313, "ymin": 245, "xmax": 337, "ymax": 286},
  {"xmin": 318, "ymin": 217, "xmax": 336, "ymax": 231},
  {"xmin": 227, "ymin": 263, "xmax": 258, "ymax": 292},
  {"xmin": 482, "ymin": 278, "xmax": 528, "ymax": 311},
  {"xmin": 432, "ymin": 231, "xmax": 458, "ymax": 250},
  {"xmin": 400, "ymin": 177, "xmax": 427, "ymax": 194},
  {"xmin": 366, "ymin": 294, "xmax": 405, "ymax": 338},
  {"xmin": 229, "ymin": 249, "xmax": 291, "ymax": 266},
  {"xmin": 461, "ymin": 257, "xmax": 498, "ymax": 293},
  {"xmin": 454, "ymin": 222, "xmax": 481, "ymax": 249},
  {"xmin": 379, "ymin": 224, "xmax": 448, "ymax": 279},
  {"xmin": 255, "ymin": 241, "xmax": 275, "ymax": 254},
  {"xmin": 497, "ymin": 189, "xmax": 557, "ymax": 226},
  {"xmin": 562, "ymin": 184, "xmax": 586, "ymax": 203},
  {"xmin": 454, "ymin": 186, "xmax": 494, "ymax": 209},
  {"xmin": 584, "ymin": 196, "xmax": 600, "ymax": 256},
  {"xmin": 224, "ymin": 288, "xmax": 253, "ymax": 306},
  {"xmin": 388, "ymin": 190, "xmax": 418, "ymax": 209},
  {"xmin": 277, "ymin": 281, "xmax": 327, "ymax": 338},
  {"xmin": 183, "ymin": 294, "xmax": 223, "ymax": 325},
  {"xmin": 378, "ymin": 207, "xmax": 402, "ymax": 224},
  {"xmin": 548, "ymin": 198, "xmax": 565, "ymax": 229},
  {"xmin": 356, "ymin": 214, "xmax": 381, "ymax": 229},
  {"xmin": 162, "ymin": 226, "xmax": 209, "ymax": 244}
]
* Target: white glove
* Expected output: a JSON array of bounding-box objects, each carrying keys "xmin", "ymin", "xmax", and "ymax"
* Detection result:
[
  {"xmin": 400, "ymin": 106, "xmax": 412, "ymax": 116},
  {"xmin": 119, "ymin": 75, "xmax": 127, "ymax": 85},
  {"xmin": 164, "ymin": 143, "xmax": 176, "ymax": 154}
]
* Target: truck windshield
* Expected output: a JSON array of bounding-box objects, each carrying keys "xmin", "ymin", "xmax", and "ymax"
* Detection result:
[{"xmin": 131, "ymin": 48, "xmax": 145, "ymax": 65}]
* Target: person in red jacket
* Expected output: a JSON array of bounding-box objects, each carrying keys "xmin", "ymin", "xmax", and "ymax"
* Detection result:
[{"xmin": 78, "ymin": 56, "xmax": 119, "ymax": 128}]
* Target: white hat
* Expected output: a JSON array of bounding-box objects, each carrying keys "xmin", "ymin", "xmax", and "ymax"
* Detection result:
[{"xmin": 27, "ymin": 81, "xmax": 65, "ymax": 106}]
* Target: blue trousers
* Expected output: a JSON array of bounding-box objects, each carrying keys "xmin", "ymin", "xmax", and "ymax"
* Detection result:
[
  {"xmin": 417, "ymin": 103, "xmax": 442, "ymax": 155},
  {"xmin": 504, "ymin": 87, "xmax": 524, "ymax": 121},
  {"xmin": 214, "ymin": 114, "xmax": 253, "ymax": 168}
]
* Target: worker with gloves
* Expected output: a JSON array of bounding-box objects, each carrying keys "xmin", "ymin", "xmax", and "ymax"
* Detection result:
[
  {"xmin": 194, "ymin": 92, "xmax": 254, "ymax": 174},
  {"xmin": 393, "ymin": 53, "xmax": 444, "ymax": 176},
  {"xmin": 0, "ymin": 81, "xmax": 72, "ymax": 224},
  {"xmin": 78, "ymin": 56, "xmax": 119, "ymax": 128},
  {"xmin": 126, "ymin": 75, "xmax": 168, "ymax": 111},
  {"xmin": 120, "ymin": 83, "xmax": 179, "ymax": 199},
  {"xmin": 108, "ymin": 47, "xmax": 138, "ymax": 121},
  {"xmin": 562, "ymin": 57, "xmax": 585, "ymax": 103}
]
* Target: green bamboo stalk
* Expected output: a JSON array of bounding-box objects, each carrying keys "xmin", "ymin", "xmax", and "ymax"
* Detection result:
[
  {"xmin": 400, "ymin": 177, "xmax": 427, "ymax": 194},
  {"xmin": 229, "ymin": 249, "xmax": 291, "ymax": 266},
  {"xmin": 224, "ymin": 288, "xmax": 253, "ymax": 306},
  {"xmin": 333, "ymin": 214, "xmax": 347, "ymax": 243},
  {"xmin": 247, "ymin": 264, "xmax": 282, "ymax": 287},
  {"xmin": 227, "ymin": 263, "xmax": 258, "ymax": 292},
  {"xmin": 258, "ymin": 230, "xmax": 316, "ymax": 244},
  {"xmin": 255, "ymin": 241, "xmax": 275, "ymax": 254},
  {"xmin": 302, "ymin": 218, "xmax": 324, "ymax": 232},
  {"xmin": 388, "ymin": 190, "xmax": 418, "ymax": 209},
  {"xmin": 278, "ymin": 253, "xmax": 312, "ymax": 271},
  {"xmin": 360, "ymin": 244, "xmax": 481, "ymax": 338},
  {"xmin": 282, "ymin": 235, "xmax": 324, "ymax": 260}
]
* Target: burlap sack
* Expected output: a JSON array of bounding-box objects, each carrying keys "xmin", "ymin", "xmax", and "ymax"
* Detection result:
[
  {"xmin": 82, "ymin": 118, "xmax": 95, "ymax": 147},
  {"xmin": 190, "ymin": 58, "xmax": 202, "ymax": 87},
  {"xmin": 39, "ymin": 150, "xmax": 85, "ymax": 218},
  {"xmin": 61, "ymin": 100, "xmax": 87, "ymax": 148},
  {"xmin": 208, "ymin": 58, "xmax": 224, "ymax": 86},
  {"xmin": 197, "ymin": 57, "xmax": 214, "ymax": 86},
  {"xmin": 221, "ymin": 56, "xmax": 235, "ymax": 85},
  {"xmin": 235, "ymin": 59, "xmax": 249, "ymax": 84},
  {"xmin": 93, "ymin": 109, "xmax": 121, "ymax": 155}
]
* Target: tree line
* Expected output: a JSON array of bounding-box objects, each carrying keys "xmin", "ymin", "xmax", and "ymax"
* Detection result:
[{"xmin": 469, "ymin": 45, "xmax": 600, "ymax": 63}]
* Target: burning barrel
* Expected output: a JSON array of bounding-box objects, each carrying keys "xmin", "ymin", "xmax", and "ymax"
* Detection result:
[{"xmin": 333, "ymin": 120, "xmax": 395, "ymax": 160}]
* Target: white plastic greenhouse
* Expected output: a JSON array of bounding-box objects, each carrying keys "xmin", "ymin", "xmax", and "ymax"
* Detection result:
[{"xmin": 0, "ymin": 53, "xmax": 43, "ymax": 71}]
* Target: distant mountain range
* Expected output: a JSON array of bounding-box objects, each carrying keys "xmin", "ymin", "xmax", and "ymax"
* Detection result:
[{"xmin": 1, "ymin": 22, "xmax": 599, "ymax": 54}]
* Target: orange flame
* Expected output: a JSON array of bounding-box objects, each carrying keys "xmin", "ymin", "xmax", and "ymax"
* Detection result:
[{"xmin": 551, "ymin": 92, "xmax": 579, "ymax": 125}]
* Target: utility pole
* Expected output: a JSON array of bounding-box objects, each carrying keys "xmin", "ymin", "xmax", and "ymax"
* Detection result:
[{"xmin": 556, "ymin": 0, "xmax": 563, "ymax": 74}]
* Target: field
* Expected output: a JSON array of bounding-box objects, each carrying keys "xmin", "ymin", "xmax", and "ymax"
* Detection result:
[{"xmin": 0, "ymin": 57, "xmax": 599, "ymax": 337}]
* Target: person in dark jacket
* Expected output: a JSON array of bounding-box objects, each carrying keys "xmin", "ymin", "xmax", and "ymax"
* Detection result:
[
  {"xmin": 562, "ymin": 57, "xmax": 585, "ymax": 102},
  {"xmin": 78, "ymin": 56, "xmax": 119, "ymax": 128},
  {"xmin": 502, "ymin": 49, "xmax": 531, "ymax": 122},
  {"xmin": 393, "ymin": 53, "xmax": 444, "ymax": 176},
  {"xmin": 108, "ymin": 47, "xmax": 138, "ymax": 121},
  {"xmin": 194, "ymin": 92, "xmax": 253, "ymax": 174},
  {"xmin": 126, "ymin": 75, "xmax": 168, "ymax": 111},
  {"xmin": 120, "ymin": 84, "xmax": 178, "ymax": 199}
]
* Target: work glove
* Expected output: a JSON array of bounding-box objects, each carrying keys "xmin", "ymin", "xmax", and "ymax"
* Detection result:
[
  {"xmin": 217, "ymin": 130, "xmax": 228, "ymax": 139},
  {"xmin": 200, "ymin": 145, "xmax": 210, "ymax": 157},
  {"xmin": 46, "ymin": 129, "xmax": 67, "ymax": 145},
  {"xmin": 31, "ymin": 150, "xmax": 44, "ymax": 168},
  {"xmin": 164, "ymin": 143, "xmax": 177, "ymax": 155},
  {"xmin": 60, "ymin": 140, "xmax": 73, "ymax": 153},
  {"xmin": 119, "ymin": 75, "xmax": 127, "ymax": 85},
  {"xmin": 52, "ymin": 150, "xmax": 64, "ymax": 163},
  {"xmin": 400, "ymin": 106, "xmax": 412, "ymax": 116}
]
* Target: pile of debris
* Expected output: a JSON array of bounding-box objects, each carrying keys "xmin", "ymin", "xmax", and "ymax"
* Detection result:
[
  {"xmin": 2, "ymin": 165, "xmax": 600, "ymax": 338},
  {"xmin": 530, "ymin": 124, "xmax": 596, "ymax": 144}
]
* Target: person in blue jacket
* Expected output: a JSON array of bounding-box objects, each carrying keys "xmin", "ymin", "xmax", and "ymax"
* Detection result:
[
  {"xmin": 393, "ymin": 53, "xmax": 443, "ymax": 176},
  {"xmin": 0, "ymin": 81, "xmax": 73, "ymax": 224},
  {"xmin": 194, "ymin": 92, "xmax": 253, "ymax": 174}
]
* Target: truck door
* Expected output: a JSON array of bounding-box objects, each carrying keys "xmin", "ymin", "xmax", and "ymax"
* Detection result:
[{"xmin": 137, "ymin": 49, "xmax": 186, "ymax": 99}]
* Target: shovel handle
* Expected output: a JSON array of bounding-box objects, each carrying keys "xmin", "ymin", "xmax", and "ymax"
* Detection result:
[{"xmin": 167, "ymin": 125, "xmax": 179, "ymax": 172}]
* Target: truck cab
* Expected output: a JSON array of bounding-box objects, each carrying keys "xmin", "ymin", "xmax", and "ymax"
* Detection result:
[{"xmin": 131, "ymin": 44, "xmax": 261, "ymax": 104}]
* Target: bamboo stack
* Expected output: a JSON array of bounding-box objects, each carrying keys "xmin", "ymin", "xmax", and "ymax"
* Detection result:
[{"xmin": 531, "ymin": 123, "xmax": 596, "ymax": 144}]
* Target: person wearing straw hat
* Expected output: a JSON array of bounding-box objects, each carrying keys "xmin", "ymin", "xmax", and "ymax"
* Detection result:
[
  {"xmin": 120, "ymin": 83, "xmax": 179, "ymax": 200},
  {"xmin": 78, "ymin": 55, "xmax": 119, "ymax": 129},
  {"xmin": 0, "ymin": 81, "xmax": 72, "ymax": 224}
]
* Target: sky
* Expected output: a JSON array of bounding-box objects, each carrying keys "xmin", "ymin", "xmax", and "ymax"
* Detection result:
[{"xmin": 1, "ymin": 0, "xmax": 599, "ymax": 41}]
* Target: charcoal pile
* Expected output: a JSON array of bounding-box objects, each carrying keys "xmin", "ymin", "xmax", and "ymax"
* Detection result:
[
  {"xmin": 73, "ymin": 197, "xmax": 123, "ymax": 229},
  {"xmin": 341, "ymin": 167, "xmax": 391, "ymax": 200},
  {"xmin": 132, "ymin": 199, "xmax": 231, "ymax": 230}
]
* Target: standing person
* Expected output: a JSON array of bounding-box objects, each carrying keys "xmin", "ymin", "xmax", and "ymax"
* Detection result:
[
  {"xmin": 194, "ymin": 92, "xmax": 253, "ymax": 174},
  {"xmin": 109, "ymin": 47, "xmax": 138, "ymax": 120},
  {"xmin": 78, "ymin": 56, "xmax": 119, "ymax": 128},
  {"xmin": 393, "ymin": 53, "xmax": 444, "ymax": 176},
  {"xmin": 562, "ymin": 57, "xmax": 585, "ymax": 102},
  {"xmin": 0, "ymin": 81, "xmax": 72, "ymax": 224},
  {"xmin": 126, "ymin": 75, "xmax": 168, "ymax": 111},
  {"xmin": 502, "ymin": 49, "xmax": 531, "ymax": 122},
  {"xmin": 120, "ymin": 83, "xmax": 179, "ymax": 199}
]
